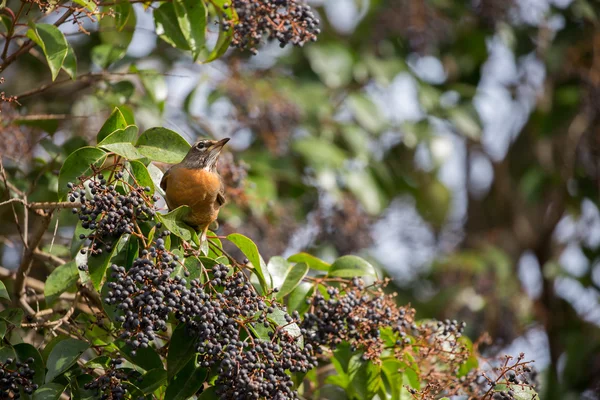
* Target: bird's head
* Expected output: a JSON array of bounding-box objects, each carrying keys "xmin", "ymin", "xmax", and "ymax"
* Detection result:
[{"xmin": 182, "ymin": 138, "xmax": 230, "ymax": 171}]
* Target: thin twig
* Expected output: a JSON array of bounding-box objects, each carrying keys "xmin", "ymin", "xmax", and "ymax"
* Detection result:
[
  {"xmin": 28, "ymin": 201, "xmax": 81, "ymax": 210},
  {"xmin": 13, "ymin": 211, "xmax": 53, "ymax": 310},
  {"xmin": 33, "ymin": 249, "xmax": 66, "ymax": 267}
]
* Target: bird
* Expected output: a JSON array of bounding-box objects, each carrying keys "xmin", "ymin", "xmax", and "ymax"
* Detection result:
[{"xmin": 160, "ymin": 137, "xmax": 230, "ymax": 242}]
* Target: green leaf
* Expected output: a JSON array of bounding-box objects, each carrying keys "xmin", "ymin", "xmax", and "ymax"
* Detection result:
[
  {"xmin": 165, "ymin": 357, "xmax": 207, "ymax": 400},
  {"xmin": 0, "ymin": 321, "xmax": 6, "ymax": 339},
  {"xmin": 154, "ymin": 2, "xmax": 190, "ymax": 50},
  {"xmin": 137, "ymin": 368, "xmax": 167, "ymax": 394},
  {"xmin": 348, "ymin": 354, "xmax": 381, "ymax": 399},
  {"xmin": 183, "ymin": 256, "xmax": 204, "ymax": 282},
  {"xmin": 33, "ymin": 383, "xmax": 66, "ymax": 400},
  {"xmin": 129, "ymin": 160, "xmax": 155, "ymax": 195},
  {"xmin": 58, "ymin": 147, "xmax": 107, "ymax": 201},
  {"xmin": 136, "ymin": 127, "xmax": 191, "ymax": 163},
  {"xmin": 167, "ymin": 324, "xmax": 197, "ymax": 380},
  {"xmin": 26, "ymin": 23, "xmax": 71, "ymax": 81},
  {"xmin": 328, "ymin": 255, "xmax": 377, "ymax": 278},
  {"xmin": 44, "ymin": 260, "xmax": 79, "ymax": 305},
  {"xmin": 118, "ymin": 343, "xmax": 164, "ymax": 372},
  {"xmin": 382, "ymin": 359, "xmax": 402, "ymax": 400},
  {"xmin": 158, "ymin": 206, "xmax": 198, "ymax": 243},
  {"xmin": 288, "ymin": 252, "xmax": 330, "ymax": 271},
  {"xmin": 227, "ymin": 233, "xmax": 269, "ymax": 293},
  {"xmin": 0, "ymin": 280, "xmax": 9, "ymax": 301},
  {"xmin": 306, "ymin": 43, "xmax": 354, "ymax": 89},
  {"xmin": 98, "ymin": 125, "xmax": 138, "ymax": 145},
  {"xmin": 45, "ymin": 338, "xmax": 89, "ymax": 383},
  {"xmin": 286, "ymin": 282, "xmax": 313, "ymax": 315},
  {"xmin": 97, "ymin": 107, "xmax": 128, "ymax": 143},
  {"xmin": 99, "ymin": 1, "xmax": 136, "ymax": 50},
  {"xmin": 203, "ymin": 0, "xmax": 235, "ymax": 62},
  {"xmin": 14, "ymin": 343, "xmax": 45, "ymax": 386},
  {"xmin": 347, "ymin": 93, "xmax": 386, "ymax": 133},
  {"xmin": 134, "ymin": 67, "xmax": 168, "ymax": 108},
  {"xmin": 88, "ymin": 234, "xmax": 126, "ymax": 291},
  {"xmin": 62, "ymin": 43, "xmax": 77, "ymax": 79},
  {"xmin": 267, "ymin": 256, "xmax": 292, "ymax": 289},
  {"xmin": 276, "ymin": 263, "xmax": 309, "ymax": 300},
  {"xmin": 173, "ymin": 0, "xmax": 206, "ymax": 60},
  {"xmin": 91, "ymin": 44, "xmax": 126, "ymax": 69},
  {"xmin": 0, "ymin": 308, "xmax": 23, "ymax": 326},
  {"xmin": 100, "ymin": 142, "xmax": 145, "ymax": 160},
  {"xmin": 197, "ymin": 386, "xmax": 218, "ymax": 399}
]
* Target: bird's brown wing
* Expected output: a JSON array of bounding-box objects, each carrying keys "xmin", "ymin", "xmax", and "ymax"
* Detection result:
[
  {"xmin": 216, "ymin": 180, "xmax": 226, "ymax": 207},
  {"xmin": 160, "ymin": 168, "xmax": 170, "ymax": 192}
]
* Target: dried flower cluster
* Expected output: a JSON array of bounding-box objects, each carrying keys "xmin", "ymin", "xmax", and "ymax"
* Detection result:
[{"xmin": 223, "ymin": 0, "xmax": 320, "ymax": 54}]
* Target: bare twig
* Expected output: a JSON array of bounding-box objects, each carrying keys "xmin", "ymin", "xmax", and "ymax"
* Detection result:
[
  {"xmin": 28, "ymin": 201, "xmax": 81, "ymax": 210},
  {"xmin": 13, "ymin": 210, "xmax": 53, "ymax": 310},
  {"xmin": 33, "ymin": 249, "xmax": 66, "ymax": 267}
]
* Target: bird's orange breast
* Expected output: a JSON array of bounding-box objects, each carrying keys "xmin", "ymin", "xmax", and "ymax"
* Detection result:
[{"xmin": 164, "ymin": 166, "xmax": 222, "ymax": 228}]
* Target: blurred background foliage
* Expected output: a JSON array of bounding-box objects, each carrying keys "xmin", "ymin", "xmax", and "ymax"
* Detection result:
[{"xmin": 2, "ymin": 0, "xmax": 600, "ymax": 399}]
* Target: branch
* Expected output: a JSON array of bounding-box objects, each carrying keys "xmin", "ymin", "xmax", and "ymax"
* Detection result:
[
  {"xmin": 13, "ymin": 210, "xmax": 53, "ymax": 309},
  {"xmin": 33, "ymin": 249, "xmax": 66, "ymax": 267},
  {"xmin": 28, "ymin": 201, "xmax": 81, "ymax": 210}
]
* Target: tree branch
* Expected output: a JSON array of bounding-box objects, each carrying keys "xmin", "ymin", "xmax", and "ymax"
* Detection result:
[{"xmin": 13, "ymin": 210, "xmax": 53, "ymax": 310}]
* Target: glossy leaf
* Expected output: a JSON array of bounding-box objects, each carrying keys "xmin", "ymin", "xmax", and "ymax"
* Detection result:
[
  {"xmin": 167, "ymin": 324, "xmax": 197, "ymax": 380},
  {"xmin": 44, "ymin": 260, "xmax": 78, "ymax": 305},
  {"xmin": 97, "ymin": 107, "xmax": 128, "ymax": 143},
  {"xmin": 154, "ymin": 2, "xmax": 190, "ymax": 50},
  {"xmin": 14, "ymin": 343, "xmax": 45, "ymax": 386},
  {"xmin": 99, "ymin": 1, "xmax": 136, "ymax": 50},
  {"xmin": 328, "ymin": 255, "xmax": 377, "ymax": 278},
  {"xmin": 129, "ymin": 160, "xmax": 155, "ymax": 195},
  {"xmin": 276, "ymin": 263, "xmax": 309, "ymax": 300},
  {"xmin": 173, "ymin": 0, "xmax": 206, "ymax": 60},
  {"xmin": 57, "ymin": 147, "xmax": 106, "ymax": 201},
  {"xmin": 26, "ymin": 23, "xmax": 73, "ymax": 81},
  {"xmin": 137, "ymin": 368, "xmax": 167, "ymax": 394},
  {"xmin": 0, "ymin": 280, "xmax": 9, "ymax": 301},
  {"xmin": 45, "ymin": 338, "xmax": 89, "ymax": 383},
  {"xmin": 33, "ymin": 383, "xmax": 66, "ymax": 400},
  {"xmin": 203, "ymin": 0, "xmax": 236, "ymax": 62},
  {"xmin": 348, "ymin": 354, "xmax": 382, "ymax": 399},
  {"xmin": 158, "ymin": 206, "xmax": 198, "ymax": 243},
  {"xmin": 136, "ymin": 127, "xmax": 191, "ymax": 163},
  {"xmin": 87, "ymin": 234, "xmax": 126, "ymax": 291},
  {"xmin": 288, "ymin": 252, "xmax": 330, "ymax": 271},
  {"xmin": 0, "ymin": 308, "xmax": 23, "ymax": 326},
  {"xmin": 98, "ymin": 125, "xmax": 138, "ymax": 145},
  {"xmin": 227, "ymin": 233, "xmax": 269, "ymax": 293},
  {"xmin": 165, "ymin": 357, "xmax": 207, "ymax": 400}
]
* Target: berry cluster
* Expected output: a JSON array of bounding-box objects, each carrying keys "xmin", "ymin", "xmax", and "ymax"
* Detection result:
[
  {"xmin": 105, "ymin": 236, "xmax": 178, "ymax": 354},
  {"xmin": 223, "ymin": 0, "xmax": 320, "ymax": 54},
  {"xmin": 301, "ymin": 278, "xmax": 416, "ymax": 360},
  {"xmin": 105, "ymin": 235, "xmax": 317, "ymax": 398},
  {"xmin": 83, "ymin": 358, "xmax": 131, "ymax": 400},
  {"xmin": 0, "ymin": 358, "xmax": 38, "ymax": 399},
  {"xmin": 68, "ymin": 173, "xmax": 158, "ymax": 255},
  {"xmin": 216, "ymin": 333, "xmax": 316, "ymax": 400}
]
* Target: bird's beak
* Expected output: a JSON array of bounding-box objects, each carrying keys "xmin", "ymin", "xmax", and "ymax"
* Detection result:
[
  {"xmin": 211, "ymin": 137, "xmax": 230, "ymax": 151},
  {"xmin": 205, "ymin": 138, "xmax": 230, "ymax": 169}
]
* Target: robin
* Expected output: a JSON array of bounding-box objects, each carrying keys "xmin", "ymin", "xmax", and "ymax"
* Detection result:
[{"xmin": 160, "ymin": 137, "xmax": 230, "ymax": 242}]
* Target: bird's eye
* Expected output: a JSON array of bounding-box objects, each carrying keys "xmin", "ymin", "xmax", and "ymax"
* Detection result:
[{"xmin": 196, "ymin": 142, "xmax": 206, "ymax": 149}]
